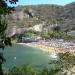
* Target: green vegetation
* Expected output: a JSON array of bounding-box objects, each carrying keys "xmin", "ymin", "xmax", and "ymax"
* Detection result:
[
  {"xmin": 48, "ymin": 31, "xmax": 71, "ymax": 39},
  {"xmin": 0, "ymin": 1, "xmax": 75, "ymax": 75},
  {"xmin": 5, "ymin": 65, "xmax": 59, "ymax": 75},
  {"xmin": 40, "ymin": 32, "xmax": 49, "ymax": 39},
  {"xmin": 12, "ymin": 30, "xmax": 72, "ymax": 40},
  {"xmin": 12, "ymin": 32, "xmax": 33, "ymax": 40},
  {"xmin": 9, "ymin": 65, "xmax": 36, "ymax": 75},
  {"xmin": 0, "ymin": 0, "xmax": 18, "ymax": 75},
  {"xmin": 39, "ymin": 31, "xmax": 71, "ymax": 40},
  {"xmin": 22, "ymin": 32, "xmax": 32, "ymax": 38},
  {"xmin": 57, "ymin": 52, "xmax": 75, "ymax": 69},
  {"xmin": 7, "ymin": 2, "xmax": 75, "ymax": 32},
  {"xmin": 50, "ymin": 52, "xmax": 75, "ymax": 75}
]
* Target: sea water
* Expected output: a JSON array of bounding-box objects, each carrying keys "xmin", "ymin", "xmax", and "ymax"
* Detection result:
[{"xmin": 0, "ymin": 44, "xmax": 54, "ymax": 69}]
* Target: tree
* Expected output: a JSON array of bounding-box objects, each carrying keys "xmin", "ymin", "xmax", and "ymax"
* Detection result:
[
  {"xmin": 8, "ymin": 65, "xmax": 59, "ymax": 75},
  {"xmin": 50, "ymin": 52, "xmax": 75, "ymax": 75},
  {"xmin": 52, "ymin": 26, "xmax": 61, "ymax": 32},
  {"xmin": 9, "ymin": 65, "xmax": 36, "ymax": 75},
  {"xmin": 0, "ymin": 0, "xmax": 18, "ymax": 75},
  {"xmin": 40, "ymin": 68, "xmax": 59, "ymax": 75}
]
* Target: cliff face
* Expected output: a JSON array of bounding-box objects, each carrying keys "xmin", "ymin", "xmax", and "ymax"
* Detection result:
[{"xmin": 7, "ymin": 2, "xmax": 75, "ymax": 35}]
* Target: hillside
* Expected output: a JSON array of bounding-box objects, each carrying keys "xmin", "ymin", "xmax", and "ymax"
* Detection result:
[{"xmin": 7, "ymin": 2, "xmax": 75, "ymax": 35}]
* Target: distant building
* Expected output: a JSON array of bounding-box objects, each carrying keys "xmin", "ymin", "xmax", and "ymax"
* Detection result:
[{"xmin": 17, "ymin": 37, "xmax": 38, "ymax": 43}]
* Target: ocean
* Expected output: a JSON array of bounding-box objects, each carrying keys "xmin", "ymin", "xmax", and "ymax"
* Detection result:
[{"xmin": 1, "ymin": 44, "xmax": 53, "ymax": 69}]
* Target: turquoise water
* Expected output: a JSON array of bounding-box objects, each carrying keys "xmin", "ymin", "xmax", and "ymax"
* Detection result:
[{"xmin": 1, "ymin": 44, "xmax": 51, "ymax": 69}]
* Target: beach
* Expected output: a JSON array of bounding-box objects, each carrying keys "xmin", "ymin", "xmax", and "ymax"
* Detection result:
[
  {"xmin": 17, "ymin": 39, "xmax": 75, "ymax": 54},
  {"xmin": 17, "ymin": 42, "xmax": 63, "ymax": 55}
]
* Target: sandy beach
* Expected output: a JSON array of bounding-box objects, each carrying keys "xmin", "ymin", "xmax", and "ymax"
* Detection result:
[
  {"xmin": 17, "ymin": 39, "xmax": 75, "ymax": 54},
  {"xmin": 17, "ymin": 42, "xmax": 63, "ymax": 54}
]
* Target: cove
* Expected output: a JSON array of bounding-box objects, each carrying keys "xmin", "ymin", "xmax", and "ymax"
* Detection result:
[{"xmin": 1, "ymin": 44, "xmax": 52, "ymax": 69}]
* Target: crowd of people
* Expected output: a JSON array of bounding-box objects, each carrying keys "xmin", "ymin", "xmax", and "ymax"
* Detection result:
[{"xmin": 41, "ymin": 39, "xmax": 75, "ymax": 53}]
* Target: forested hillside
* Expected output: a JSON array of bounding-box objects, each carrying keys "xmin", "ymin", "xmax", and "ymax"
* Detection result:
[{"xmin": 7, "ymin": 2, "xmax": 75, "ymax": 34}]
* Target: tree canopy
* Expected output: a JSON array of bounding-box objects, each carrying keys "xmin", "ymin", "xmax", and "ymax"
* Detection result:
[{"xmin": 0, "ymin": 0, "xmax": 18, "ymax": 75}]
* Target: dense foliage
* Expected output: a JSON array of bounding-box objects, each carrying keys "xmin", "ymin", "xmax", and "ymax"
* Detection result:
[
  {"xmin": 5, "ymin": 65, "xmax": 59, "ymax": 75},
  {"xmin": 0, "ymin": 0, "xmax": 18, "ymax": 75}
]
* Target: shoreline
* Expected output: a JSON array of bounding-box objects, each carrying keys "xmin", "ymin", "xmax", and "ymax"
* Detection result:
[
  {"xmin": 17, "ymin": 42, "xmax": 64, "ymax": 54},
  {"xmin": 16, "ymin": 39, "xmax": 75, "ymax": 55}
]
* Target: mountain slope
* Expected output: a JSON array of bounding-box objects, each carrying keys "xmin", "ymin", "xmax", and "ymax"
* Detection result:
[{"xmin": 7, "ymin": 2, "xmax": 75, "ymax": 33}]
